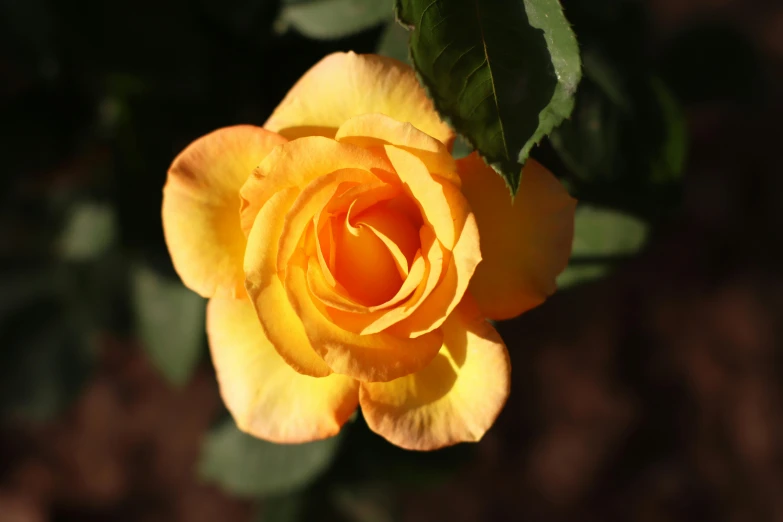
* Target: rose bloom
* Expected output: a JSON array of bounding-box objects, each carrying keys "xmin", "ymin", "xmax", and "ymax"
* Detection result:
[{"xmin": 162, "ymin": 52, "xmax": 575, "ymax": 450}]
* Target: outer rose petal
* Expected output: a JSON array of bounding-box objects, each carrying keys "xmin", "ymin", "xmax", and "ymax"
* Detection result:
[
  {"xmin": 162, "ymin": 125, "xmax": 286, "ymax": 298},
  {"xmin": 360, "ymin": 295, "xmax": 510, "ymax": 450},
  {"xmin": 207, "ymin": 296, "xmax": 358, "ymax": 443},
  {"xmin": 456, "ymin": 153, "xmax": 577, "ymax": 321},
  {"xmin": 264, "ymin": 52, "xmax": 453, "ymax": 147}
]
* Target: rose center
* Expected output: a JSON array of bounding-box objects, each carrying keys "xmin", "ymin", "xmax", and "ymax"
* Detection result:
[{"xmin": 327, "ymin": 194, "xmax": 421, "ymax": 307}]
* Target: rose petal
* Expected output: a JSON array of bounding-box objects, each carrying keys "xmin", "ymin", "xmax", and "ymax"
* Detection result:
[
  {"xmin": 360, "ymin": 295, "xmax": 510, "ymax": 450},
  {"xmin": 335, "ymin": 113, "xmax": 459, "ymax": 185},
  {"xmin": 244, "ymin": 188, "xmax": 333, "ymax": 377},
  {"xmin": 265, "ymin": 52, "xmax": 453, "ymax": 147},
  {"xmin": 457, "ymin": 153, "xmax": 576, "ymax": 320},
  {"xmin": 324, "ymin": 225, "xmax": 445, "ymax": 335},
  {"xmin": 320, "ymin": 252, "xmax": 426, "ymax": 332},
  {"xmin": 285, "ymin": 251, "xmax": 444, "ymax": 383},
  {"xmin": 207, "ymin": 296, "xmax": 358, "ymax": 443},
  {"xmin": 334, "ymin": 211, "xmax": 403, "ymax": 306},
  {"xmin": 384, "ymin": 146, "xmax": 470, "ymax": 251},
  {"xmin": 277, "ymin": 168, "xmax": 381, "ymax": 275},
  {"xmin": 162, "ymin": 125, "xmax": 286, "ymax": 298},
  {"xmin": 240, "ymin": 136, "xmax": 392, "ymax": 235},
  {"xmin": 391, "ymin": 213, "xmax": 481, "ymax": 338},
  {"xmin": 354, "ymin": 203, "xmax": 420, "ymax": 279}
]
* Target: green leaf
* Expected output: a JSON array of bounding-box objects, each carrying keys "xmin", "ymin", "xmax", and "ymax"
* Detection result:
[
  {"xmin": 555, "ymin": 264, "xmax": 609, "ymax": 290},
  {"xmin": 59, "ymin": 202, "xmax": 117, "ymax": 261},
  {"xmin": 650, "ymin": 76, "xmax": 687, "ymax": 183},
  {"xmin": 280, "ymin": 0, "xmax": 392, "ymax": 40},
  {"xmin": 570, "ymin": 205, "xmax": 649, "ymax": 257},
  {"xmin": 397, "ymin": 0, "xmax": 581, "ymax": 194},
  {"xmin": 199, "ymin": 419, "xmax": 343, "ymax": 497},
  {"xmin": 557, "ymin": 205, "xmax": 649, "ymax": 289},
  {"xmin": 132, "ymin": 263, "xmax": 205, "ymax": 387}
]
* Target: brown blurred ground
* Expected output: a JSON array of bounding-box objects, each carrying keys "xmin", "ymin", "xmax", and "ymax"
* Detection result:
[
  {"xmin": 0, "ymin": 339, "xmax": 253, "ymax": 522},
  {"xmin": 2, "ymin": 1, "xmax": 783, "ymax": 521}
]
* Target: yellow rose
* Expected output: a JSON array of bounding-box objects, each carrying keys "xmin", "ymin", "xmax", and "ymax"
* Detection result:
[{"xmin": 162, "ymin": 52, "xmax": 575, "ymax": 450}]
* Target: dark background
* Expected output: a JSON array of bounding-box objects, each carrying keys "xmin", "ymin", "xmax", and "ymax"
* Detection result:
[{"xmin": 1, "ymin": 0, "xmax": 783, "ymax": 520}]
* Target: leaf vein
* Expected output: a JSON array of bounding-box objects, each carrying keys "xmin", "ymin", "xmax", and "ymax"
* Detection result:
[
  {"xmin": 452, "ymin": 44, "xmax": 479, "ymax": 68},
  {"xmin": 467, "ymin": 90, "xmax": 494, "ymax": 118},
  {"xmin": 472, "ymin": 0, "xmax": 509, "ymax": 160},
  {"xmin": 432, "ymin": 40, "xmax": 455, "ymax": 68},
  {"xmin": 418, "ymin": 0, "xmax": 440, "ymax": 28}
]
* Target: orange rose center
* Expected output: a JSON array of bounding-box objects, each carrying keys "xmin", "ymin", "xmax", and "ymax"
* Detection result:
[{"xmin": 305, "ymin": 182, "xmax": 424, "ymax": 309}]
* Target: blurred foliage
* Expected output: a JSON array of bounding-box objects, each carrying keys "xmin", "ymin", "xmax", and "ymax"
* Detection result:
[
  {"xmin": 260, "ymin": 492, "xmax": 308, "ymax": 522},
  {"xmin": 279, "ymin": 0, "xmax": 391, "ymax": 40},
  {"xmin": 376, "ymin": 20, "xmax": 410, "ymax": 63},
  {"xmin": 200, "ymin": 418, "xmax": 344, "ymax": 497},
  {"xmin": 0, "ymin": 0, "xmax": 769, "ymax": 517},
  {"xmin": 132, "ymin": 263, "xmax": 206, "ymax": 386},
  {"xmin": 251, "ymin": 414, "xmax": 474, "ymax": 520},
  {"xmin": 557, "ymin": 205, "xmax": 649, "ymax": 289},
  {"xmin": 0, "ymin": 296, "xmax": 94, "ymax": 422},
  {"xmin": 59, "ymin": 202, "xmax": 118, "ymax": 261},
  {"xmin": 545, "ymin": 0, "xmax": 687, "ymax": 222}
]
